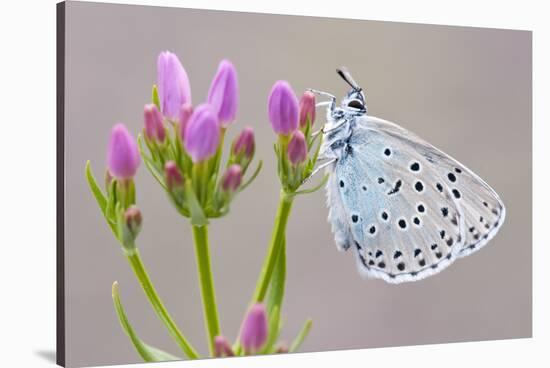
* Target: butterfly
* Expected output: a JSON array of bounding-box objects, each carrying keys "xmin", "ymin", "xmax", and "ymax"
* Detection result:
[{"xmin": 312, "ymin": 68, "xmax": 505, "ymax": 284}]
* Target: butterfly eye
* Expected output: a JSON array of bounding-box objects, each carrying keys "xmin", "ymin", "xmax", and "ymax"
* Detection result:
[{"xmin": 347, "ymin": 100, "xmax": 364, "ymax": 110}]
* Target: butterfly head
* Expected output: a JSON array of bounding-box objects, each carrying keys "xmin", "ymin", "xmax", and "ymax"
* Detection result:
[{"xmin": 337, "ymin": 68, "xmax": 367, "ymax": 116}]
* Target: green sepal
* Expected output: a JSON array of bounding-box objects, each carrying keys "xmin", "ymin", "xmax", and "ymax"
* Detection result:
[
  {"xmin": 115, "ymin": 179, "xmax": 136, "ymax": 209},
  {"xmin": 289, "ymin": 319, "xmax": 312, "ymax": 353},
  {"xmin": 85, "ymin": 161, "xmax": 118, "ymax": 236},
  {"xmin": 307, "ymin": 127, "xmax": 322, "ymax": 153},
  {"xmin": 115, "ymin": 203, "xmax": 135, "ymax": 251},
  {"xmin": 138, "ymin": 135, "xmax": 167, "ymax": 190},
  {"xmin": 206, "ymin": 171, "xmax": 218, "ymax": 203},
  {"xmin": 172, "ymin": 124, "xmax": 184, "ymax": 168},
  {"xmin": 184, "ymin": 181, "xmax": 208, "ymax": 226},
  {"xmin": 210, "ymin": 128, "xmax": 226, "ymax": 180},
  {"xmin": 303, "ymin": 119, "xmax": 311, "ymax": 141},
  {"xmin": 308, "ymin": 133, "xmax": 323, "ymax": 169},
  {"xmin": 152, "ymin": 85, "xmax": 161, "ymax": 110},
  {"xmin": 112, "ymin": 282, "xmax": 180, "ymax": 362},
  {"xmin": 238, "ymin": 160, "xmax": 263, "ymax": 193},
  {"xmin": 105, "ymin": 180, "xmax": 118, "ymax": 225},
  {"xmin": 290, "ymin": 173, "xmax": 329, "ymax": 197}
]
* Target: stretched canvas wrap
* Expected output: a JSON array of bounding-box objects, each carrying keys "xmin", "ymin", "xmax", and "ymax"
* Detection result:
[{"xmin": 56, "ymin": 1, "xmax": 532, "ymax": 367}]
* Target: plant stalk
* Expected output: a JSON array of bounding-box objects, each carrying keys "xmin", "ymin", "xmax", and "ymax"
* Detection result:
[
  {"xmin": 233, "ymin": 191, "xmax": 294, "ymax": 355},
  {"xmin": 252, "ymin": 190, "xmax": 294, "ymax": 303},
  {"xmin": 191, "ymin": 225, "xmax": 221, "ymax": 356},
  {"xmin": 126, "ymin": 249, "xmax": 200, "ymax": 359}
]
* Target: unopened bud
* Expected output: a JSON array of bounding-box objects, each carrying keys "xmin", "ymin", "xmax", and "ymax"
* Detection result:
[
  {"xmin": 240, "ymin": 303, "xmax": 268, "ymax": 355},
  {"xmin": 164, "ymin": 161, "xmax": 184, "ymax": 190},
  {"xmin": 214, "ymin": 335, "xmax": 235, "ymax": 357},
  {"xmin": 275, "ymin": 342, "xmax": 289, "ymax": 354},
  {"xmin": 178, "ymin": 103, "xmax": 193, "ymax": 141},
  {"xmin": 123, "ymin": 205, "xmax": 142, "ymax": 241},
  {"xmin": 287, "ymin": 130, "xmax": 307, "ymax": 165},
  {"xmin": 144, "ymin": 103, "xmax": 166, "ymax": 142},
  {"xmin": 222, "ymin": 164, "xmax": 242, "ymax": 193},
  {"xmin": 232, "ymin": 126, "xmax": 255, "ymax": 159},
  {"xmin": 299, "ymin": 91, "xmax": 316, "ymax": 128}
]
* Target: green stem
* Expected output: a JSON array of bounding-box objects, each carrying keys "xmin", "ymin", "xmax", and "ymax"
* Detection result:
[
  {"xmin": 126, "ymin": 250, "xmax": 200, "ymax": 359},
  {"xmin": 191, "ymin": 225, "xmax": 221, "ymax": 356},
  {"xmin": 252, "ymin": 190, "xmax": 294, "ymax": 302},
  {"xmin": 234, "ymin": 191, "xmax": 294, "ymax": 355}
]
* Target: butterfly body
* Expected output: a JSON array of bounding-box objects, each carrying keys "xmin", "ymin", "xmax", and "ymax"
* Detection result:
[{"xmin": 320, "ymin": 69, "xmax": 505, "ymax": 284}]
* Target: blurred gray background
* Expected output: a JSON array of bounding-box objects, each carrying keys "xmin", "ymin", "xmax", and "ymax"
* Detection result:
[{"xmin": 63, "ymin": 1, "xmax": 532, "ymax": 367}]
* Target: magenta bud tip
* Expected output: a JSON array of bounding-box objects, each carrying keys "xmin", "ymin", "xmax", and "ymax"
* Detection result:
[
  {"xmin": 107, "ymin": 123, "xmax": 140, "ymax": 180},
  {"xmin": 268, "ymin": 80, "xmax": 299, "ymax": 135},
  {"xmin": 299, "ymin": 90, "xmax": 316, "ymax": 128},
  {"xmin": 287, "ymin": 130, "xmax": 307, "ymax": 165}
]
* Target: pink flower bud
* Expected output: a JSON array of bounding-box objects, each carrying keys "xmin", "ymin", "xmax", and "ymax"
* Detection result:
[
  {"xmin": 124, "ymin": 205, "xmax": 142, "ymax": 239},
  {"xmin": 275, "ymin": 342, "xmax": 289, "ymax": 354},
  {"xmin": 143, "ymin": 104, "xmax": 166, "ymax": 142},
  {"xmin": 178, "ymin": 103, "xmax": 193, "ymax": 141},
  {"xmin": 268, "ymin": 80, "xmax": 299, "ymax": 135},
  {"xmin": 157, "ymin": 51, "xmax": 192, "ymax": 120},
  {"xmin": 164, "ymin": 161, "xmax": 184, "ymax": 190},
  {"xmin": 107, "ymin": 123, "xmax": 140, "ymax": 179},
  {"xmin": 222, "ymin": 164, "xmax": 242, "ymax": 192},
  {"xmin": 298, "ymin": 91, "xmax": 316, "ymax": 128},
  {"xmin": 239, "ymin": 303, "xmax": 268, "ymax": 354},
  {"xmin": 207, "ymin": 59, "xmax": 238, "ymax": 127},
  {"xmin": 231, "ymin": 126, "xmax": 255, "ymax": 158},
  {"xmin": 287, "ymin": 130, "xmax": 307, "ymax": 165},
  {"xmin": 214, "ymin": 336, "xmax": 235, "ymax": 357},
  {"xmin": 184, "ymin": 104, "xmax": 220, "ymax": 163}
]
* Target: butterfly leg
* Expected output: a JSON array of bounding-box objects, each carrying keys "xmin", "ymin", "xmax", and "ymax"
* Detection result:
[
  {"xmin": 307, "ymin": 88, "xmax": 336, "ymax": 100},
  {"xmin": 311, "ymin": 128, "xmax": 323, "ymax": 138},
  {"xmin": 311, "ymin": 119, "xmax": 348, "ymax": 138},
  {"xmin": 308, "ymin": 88, "xmax": 337, "ymax": 112},
  {"xmin": 316, "ymin": 101, "xmax": 332, "ymax": 108}
]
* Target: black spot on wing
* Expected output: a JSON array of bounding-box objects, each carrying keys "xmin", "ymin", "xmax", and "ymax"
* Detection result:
[
  {"xmin": 387, "ymin": 180, "xmax": 402, "ymax": 195},
  {"xmin": 410, "ymin": 162, "xmax": 420, "ymax": 171}
]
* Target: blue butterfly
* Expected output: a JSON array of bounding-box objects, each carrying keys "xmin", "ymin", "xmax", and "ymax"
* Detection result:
[{"xmin": 312, "ymin": 69, "xmax": 505, "ymax": 284}]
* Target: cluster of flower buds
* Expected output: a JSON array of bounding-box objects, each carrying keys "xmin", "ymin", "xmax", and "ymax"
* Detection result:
[
  {"xmin": 267, "ymin": 81, "xmax": 320, "ymax": 193},
  {"xmin": 138, "ymin": 51, "xmax": 260, "ymax": 225},
  {"xmin": 99, "ymin": 123, "xmax": 142, "ymax": 251}
]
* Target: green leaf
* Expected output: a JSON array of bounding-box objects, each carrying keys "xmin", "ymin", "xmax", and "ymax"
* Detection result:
[
  {"xmin": 184, "ymin": 181, "xmax": 208, "ymax": 226},
  {"xmin": 239, "ymin": 160, "xmax": 263, "ymax": 192},
  {"xmin": 152, "ymin": 85, "xmax": 161, "ymax": 110},
  {"xmin": 289, "ymin": 319, "xmax": 312, "ymax": 353},
  {"xmin": 261, "ymin": 305, "xmax": 280, "ymax": 354},
  {"xmin": 85, "ymin": 160, "xmax": 107, "ymax": 214},
  {"xmin": 86, "ymin": 161, "xmax": 118, "ymax": 236},
  {"xmin": 112, "ymin": 282, "xmax": 180, "ymax": 362}
]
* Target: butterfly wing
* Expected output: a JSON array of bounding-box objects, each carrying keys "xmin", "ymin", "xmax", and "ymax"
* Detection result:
[
  {"xmin": 363, "ymin": 116, "xmax": 506, "ymax": 258},
  {"xmin": 325, "ymin": 115, "xmax": 504, "ymax": 283}
]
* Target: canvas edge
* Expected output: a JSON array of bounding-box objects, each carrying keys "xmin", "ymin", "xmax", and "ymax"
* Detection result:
[{"xmin": 56, "ymin": 1, "xmax": 66, "ymax": 367}]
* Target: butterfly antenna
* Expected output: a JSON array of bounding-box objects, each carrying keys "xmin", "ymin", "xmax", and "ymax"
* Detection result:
[{"xmin": 336, "ymin": 67, "xmax": 361, "ymax": 92}]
